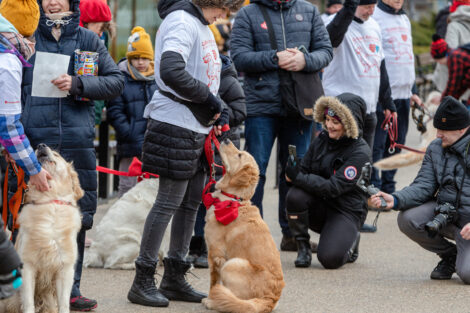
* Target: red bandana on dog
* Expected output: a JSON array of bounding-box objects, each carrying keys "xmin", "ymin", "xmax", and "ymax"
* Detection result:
[{"xmin": 202, "ymin": 193, "xmax": 240, "ymax": 225}]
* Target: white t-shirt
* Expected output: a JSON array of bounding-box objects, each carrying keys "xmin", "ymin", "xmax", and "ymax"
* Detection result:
[
  {"xmin": 0, "ymin": 53, "xmax": 22, "ymax": 115},
  {"xmin": 322, "ymin": 16, "xmax": 384, "ymax": 114},
  {"xmin": 373, "ymin": 7, "xmax": 415, "ymax": 100},
  {"xmin": 144, "ymin": 10, "xmax": 221, "ymax": 134}
]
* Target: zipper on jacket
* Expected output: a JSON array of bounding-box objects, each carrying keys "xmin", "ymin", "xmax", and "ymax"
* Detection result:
[
  {"xmin": 280, "ymin": 5, "xmax": 287, "ymax": 49},
  {"xmin": 58, "ymin": 98, "xmax": 62, "ymax": 150}
]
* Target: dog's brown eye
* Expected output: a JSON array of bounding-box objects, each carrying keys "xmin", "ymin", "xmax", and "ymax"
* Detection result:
[{"xmin": 238, "ymin": 153, "xmax": 242, "ymax": 158}]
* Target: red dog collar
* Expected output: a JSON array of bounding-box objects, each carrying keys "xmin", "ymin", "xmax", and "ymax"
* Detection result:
[{"xmin": 202, "ymin": 192, "xmax": 241, "ymax": 225}]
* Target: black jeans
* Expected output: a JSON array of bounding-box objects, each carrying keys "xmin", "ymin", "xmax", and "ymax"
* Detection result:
[
  {"xmin": 286, "ymin": 187, "xmax": 360, "ymax": 269},
  {"xmin": 136, "ymin": 170, "xmax": 206, "ymax": 267}
]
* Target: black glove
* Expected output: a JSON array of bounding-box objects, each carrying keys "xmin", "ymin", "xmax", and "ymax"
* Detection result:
[
  {"xmin": 215, "ymin": 108, "xmax": 230, "ymax": 128},
  {"xmin": 206, "ymin": 93, "xmax": 223, "ymax": 114},
  {"xmin": 285, "ymin": 154, "xmax": 300, "ymax": 182}
]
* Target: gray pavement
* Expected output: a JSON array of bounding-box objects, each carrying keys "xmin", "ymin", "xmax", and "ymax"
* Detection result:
[{"xmin": 82, "ymin": 123, "xmax": 470, "ymax": 313}]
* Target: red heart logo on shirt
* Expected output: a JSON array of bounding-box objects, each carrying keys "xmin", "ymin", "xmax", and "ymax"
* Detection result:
[{"xmin": 401, "ymin": 34, "xmax": 407, "ymax": 42}]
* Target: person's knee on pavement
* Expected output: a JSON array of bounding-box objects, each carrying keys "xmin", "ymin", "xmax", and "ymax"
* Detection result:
[
  {"xmin": 317, "ymin": 249, "xmax": 347, "ymax": 270},
  {"xmin": 456, "ymin": 267, "xmax": 470, "ymax": 284}
]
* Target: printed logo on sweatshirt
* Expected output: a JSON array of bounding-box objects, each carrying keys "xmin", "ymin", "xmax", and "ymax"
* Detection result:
[
  {"xmin": 4, "ymin": 100, "xmax": 20, "ymax": 104},
  {"xmin": 344, "ymin": 166, "xmax": 357, "ymax": 180},
  {"xmin": 383, "ymin": 27, "xmax": 413, "ymax": 64},
  {"xmin": 261, "ymin": 21, "xmax": 267, "ymax": 30}
]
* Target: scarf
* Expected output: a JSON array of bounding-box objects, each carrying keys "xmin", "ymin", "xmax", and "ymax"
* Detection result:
[
  {"xmin": 127, "ymin": 60, "xmax": 155, "ymax": 81},
  {"xmin": 0, "ymin": 32, "xmax": 34, "ymax": 67},
  {"xmin": 45, "ymin": 12, "xmax": 73, "ymax": 41},
  {"xmin": 202, "ymin": 192, "xmax": 240, "ymax": 225}
]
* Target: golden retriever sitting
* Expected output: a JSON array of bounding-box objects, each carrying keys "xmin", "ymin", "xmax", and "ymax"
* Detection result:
[
  {"xmin": 6, "ymin": 144, "xmax": 83, "ymax": 313},
  {"xmin": 202, "ymin": 140, "xmax": 285, "ymax": 313}
]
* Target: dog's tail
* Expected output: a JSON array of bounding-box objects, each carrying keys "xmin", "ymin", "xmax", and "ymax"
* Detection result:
[
  {"xmin": 207, "ymin": 284, "xmax": 277, "ymax": 313},
  {"xmin": 373, "ymin": 149, "xmax": 425, "ymax": 170}
]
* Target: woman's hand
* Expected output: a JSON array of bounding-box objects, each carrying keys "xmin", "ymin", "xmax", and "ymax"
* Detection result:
[
  {"xmin": 370, "ymin": 191, "xmax": 394, "ymax": 210},
  {"xmin": 51, "ymin": 74, "xmax": 72, "ymax": 91},
  {"xmin": 460, "ymin": 223, "xmax": 470, "ymax": 240}
]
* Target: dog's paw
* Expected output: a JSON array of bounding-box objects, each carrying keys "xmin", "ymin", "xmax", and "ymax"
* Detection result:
[{"xmin": 202, "ymin": 297, "xmax": 213, "ymax": 309}]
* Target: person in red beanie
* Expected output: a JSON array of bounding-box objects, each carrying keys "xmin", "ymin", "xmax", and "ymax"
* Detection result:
[{"xmin": 79, "ymin": 0, "xmax": 113, "ymax": 39}]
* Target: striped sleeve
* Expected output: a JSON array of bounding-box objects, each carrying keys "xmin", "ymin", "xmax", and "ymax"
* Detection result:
[{"xmin": 0, "ymin": 114, "xmax": 41, "ymax": 176}]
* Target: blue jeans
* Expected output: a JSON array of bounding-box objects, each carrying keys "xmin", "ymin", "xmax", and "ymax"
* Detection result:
[
  {"xmin": 372, "ymin": 99, "xmax": 410, "ymax": 193},
  {"xmin": 244, "ymin": 116, "xmax": 312, "ymax": 237}
]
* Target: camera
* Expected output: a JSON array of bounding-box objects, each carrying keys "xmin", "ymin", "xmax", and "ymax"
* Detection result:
[{"xmin": 424, "ymin": 202, "xmax": 457, "ymax": 238}]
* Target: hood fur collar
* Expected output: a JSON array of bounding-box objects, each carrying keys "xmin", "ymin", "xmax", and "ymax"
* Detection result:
[{"xmin": 314, "ymin": 96, "xmax": 359, "ymax": 139}]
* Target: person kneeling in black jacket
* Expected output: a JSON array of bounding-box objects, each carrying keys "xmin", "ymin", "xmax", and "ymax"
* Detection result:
[{"xmin": 285, "ymin": 93, "xmax": 371, "ymax": 269}]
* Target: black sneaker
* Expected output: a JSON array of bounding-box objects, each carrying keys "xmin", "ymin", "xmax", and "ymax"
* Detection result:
[
  {"xmin": 70, "ymin": 296, "xmax": 98, "ymax": 311},
  {"xmin": 430, "ymin": 256, "xmax": 456, "ymax": 280}
]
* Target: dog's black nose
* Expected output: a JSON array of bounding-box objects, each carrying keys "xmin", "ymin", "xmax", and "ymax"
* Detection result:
[
  {"xmin": 223, "ymin": 138, "xmax": 231, "ymax": 145},
  {"xmin": 37, "ymin": 143, "xmax": 46, "ymax": 149}
]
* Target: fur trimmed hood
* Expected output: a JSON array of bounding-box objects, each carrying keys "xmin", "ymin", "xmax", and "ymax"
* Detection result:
[{"xmin": 314, "ymin": 93, "xmax": 367, "ymax": 139}]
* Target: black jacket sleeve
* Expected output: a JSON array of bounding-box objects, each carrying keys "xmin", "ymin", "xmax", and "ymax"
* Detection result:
[
  {"xmin": 379, "ymin": 60, "xmax": 396, "ymax": 112},
  {"xmin": 218, "ymin": 73, "xmax": 246, "ymax": 128},
  {"xmin": 160, "ymin": 51, "xmax": 212, "ymax": 104},
  {"xmin": 77, "ymin": 33, "xmax": 125, "ymax": 100},
  {"xmin": 326, "ymin": 0, "xmax": 359, "ymax": 48},
  {"xmin": 293, "ymin": 145, "xmax": 369, "ymax": 198}
]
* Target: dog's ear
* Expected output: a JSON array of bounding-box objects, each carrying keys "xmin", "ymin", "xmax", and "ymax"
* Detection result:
[
  {"xmin": 230, "ymin": 164, "xmax": 258, "ymax": 188},
  {"xmin": 68, "ymin": 163, "xmax": 84, "ymax": 201}
]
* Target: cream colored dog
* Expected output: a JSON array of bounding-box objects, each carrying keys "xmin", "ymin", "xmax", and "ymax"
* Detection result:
[
  {"xmin": 374, "ymin": 91, "xmax": 440, "ymax": 170},
  {"xmin": 202, "ymin": 140, "xmax": 285, "ymax": 313},
  {"xmin": 84, "ymin": 178, "xmax": 169, "ymax": 270},
  {"xmin": 5, "ymin": 144, "xmax": 83, "ymax": 313}
]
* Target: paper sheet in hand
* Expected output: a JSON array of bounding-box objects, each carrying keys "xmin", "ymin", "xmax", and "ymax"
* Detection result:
[{"xmin": 32, "ymin": 52, "xmax": 70, "ymax": 98}]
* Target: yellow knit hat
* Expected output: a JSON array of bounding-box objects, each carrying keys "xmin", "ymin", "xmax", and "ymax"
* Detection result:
[
  {"xmin": 126, "ymin": 26, "xmax": 154, "ymax": 61},
  {"xmin": 0, "ymin": 0, "xmax": 40, "ymax": 37}
]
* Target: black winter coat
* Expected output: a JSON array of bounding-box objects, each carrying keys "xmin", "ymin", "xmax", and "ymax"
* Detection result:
[
  {"xmin": 291, "ymin": 94, "xmax": 371, "ymax": 221},
  {"xmin": 107, "ymin": 59, "xmax": 157, "ymax": 159},
  {"xmin": 211, "ymin": 55, "xmax": 246, "ymax": 178},
  {"xmin": 231, "ymin": 0, "xmax": 332, "ymax": 117},
  {"xmin": 21, "ymin": 0, "xmax": 124, "ymax": 229}
]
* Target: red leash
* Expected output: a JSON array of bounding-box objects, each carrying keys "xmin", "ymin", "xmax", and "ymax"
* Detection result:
[
  {"xmin": 202, "ymin": 126, "xmax": 229, "ymax": 193},
  {"xmin": 96, "ymin": 157, "xmax": 159, "ymax": 182},
  {"xmin": 381, "ymin": 114, "xmax": 425, "ymax": 155}
]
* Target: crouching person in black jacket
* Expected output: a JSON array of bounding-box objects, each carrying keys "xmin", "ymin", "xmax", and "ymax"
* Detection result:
[{"xmin": 285, "ymin": 93, "xmax": 371, "ymax": 269}]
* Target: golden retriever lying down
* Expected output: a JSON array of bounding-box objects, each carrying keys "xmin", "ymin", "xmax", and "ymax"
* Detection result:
[
  {"xmin": 202, "ymin": 140, "xmax": 285, "ymax": 313},
  {"xmin": 374, "ymin": 91, "xmax": 440, "ymax": 170},
  {"xmin": 84, "ymin": 178, "xmax": 169, "ymax": 270},
  {"xmin": 5, "ymin": 144, "xmax": 83, "ymax": 313}
]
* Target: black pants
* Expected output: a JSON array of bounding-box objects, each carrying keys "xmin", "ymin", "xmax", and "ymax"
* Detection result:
[{"xmin": 286, "ymin": 187, "xmax": 360, "ymax": 269}]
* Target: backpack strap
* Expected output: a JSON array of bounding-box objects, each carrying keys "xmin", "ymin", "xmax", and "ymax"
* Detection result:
[{"xmin": 2, "ymin": 162, "xmax": 28, "ymax": 239}]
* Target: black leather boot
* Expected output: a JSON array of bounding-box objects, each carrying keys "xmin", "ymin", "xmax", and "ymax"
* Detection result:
[
  {"xmin": 287, "ymin": 211, "xmax": 312, "ymax": 268},
  {"xmin": 127, "ymin": 261, "xmax": 169, "ymax": 307},
  {"xmin": 295, "ymin": 240, "xmax": 312, "ymax": 267},
  {"xmin": 159, "ymin": 257, "xmax": 207, "ymax": 302}
]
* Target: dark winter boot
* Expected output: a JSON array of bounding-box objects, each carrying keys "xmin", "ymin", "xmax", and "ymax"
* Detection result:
[
  {"xmin": 127, "ymin": 261, "xmax": 169, "ymax": 307},
  {"xmin": 287, "ymin": 211, "xmax": 312, "ymax": 268},
  {"xmin": 347, "ymin": 232, "xmax": 360, "ymax": 263},
  {"xmin": 193, "ymin": 239, "xmax": 208, "ymax": 269},
  {"xmin": 159, "ymin": 257, "xmax": 207, "ymax": 302},
  {"xmin": 430, "ymin": 251, "xmax": 457, "ymax": 280}
]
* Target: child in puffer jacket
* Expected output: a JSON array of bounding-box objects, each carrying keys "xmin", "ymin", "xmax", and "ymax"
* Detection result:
[
  {"xmin": 107, "ymin": 26, "xmax": 157, "ymax": 197},
  {"xmin": 187, "ymin": 54, "xmax": 247, "ymax": 268}
]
